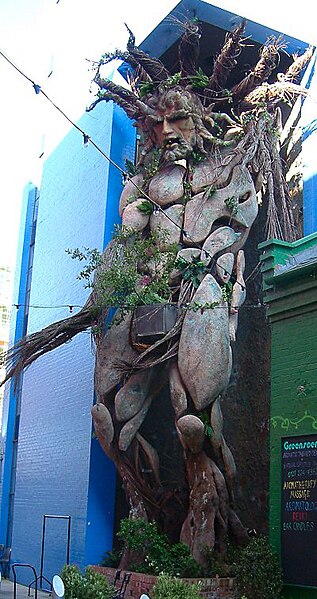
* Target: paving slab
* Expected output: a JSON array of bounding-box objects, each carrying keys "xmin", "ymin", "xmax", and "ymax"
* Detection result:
[{"xmin": 0, "ymin": 578, "xmax": 50, "ymax": 598}]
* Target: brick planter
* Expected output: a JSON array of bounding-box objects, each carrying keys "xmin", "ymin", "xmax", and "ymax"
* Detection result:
[{"xmin": 92, "ymin": 566, "xmax": 237, "ymax": 598}]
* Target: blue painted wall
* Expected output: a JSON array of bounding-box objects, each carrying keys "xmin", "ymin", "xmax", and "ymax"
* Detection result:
[
  {"xmin": 1, "ymin": 100, "xmax": 135, "ymax": 586},
  {"xmin": 0, "ymin": 183, "xmax": 38, "ymax": 548},
  {"xmin": 84, "ymin": 103, "xmax": 136, "ymax": 567}
]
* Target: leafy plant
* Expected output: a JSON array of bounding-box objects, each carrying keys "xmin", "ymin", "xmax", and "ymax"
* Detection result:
[
  {"xmin": 190, "ymin": 67, "xmax": 209, "ymax": 89},
  {"xmin": 198, "ymin": 410, "xmax": 213, "ymax": 441},
  {"xmin": 222, "ymin": 281, "xmax": 233, "ymax": 303},
  {"xmin": 152, "ymin": 574, "xmax": 202, "ymax": 599},
  {"xmin": 165, "ymin": 72, "xmax": 182, "ymax": 87},
  {"xmin": 183, "ymin": 180, "xmax": 192, "ymax": 202},
  {"xmin": 203, "ymin": 545, "xmax": 238, "ymax": 578},
  {"xmin": 117, "ymin": 518, "xmax": 203, "ymax": 578},
  {"xmin": 125, "ymin": 158, "xmax": 138, "ymax": 177},
  {"xmin": 61, "ymin": 564, "xmax": 114, "ymax": 599},
  {"xmin": 185, "ymin": 300, "xmax": 219, "ymax": 313},
  {"xmin": 206, "ymin": 185, "xmax": 216, "ymax": 199},
  {"xmin": 175, "ymin": 255, "xmax": 207, "ymax": 289},
  {"xmin": 225, "ymin": 196, "xmax": 239, "ymax": 216},
  {"xmin": 100, "ymin": 548, "xmax": 122, "ymax": 568},
  {"xmin": 144, "ymin": 148, "xmax": 162, "ymax": 181},
  {"xmin": 235, "ymin": 537, "xmax": 283, "ymax": 599},
  {"xmin": 67, "ymin": 226, "xmax": 178, "ymax": 322},
  {"xmin": 136, "ymin": 199, "xmax": 154, "ymax": 214},
  {"xmin": 191, "ymin": 149, "xmax": 205, "ymax": 163},
  {"xmin": 65, "ymin": 247, "xmax": 101, "ymax": 285},
  {"xmin": 139, "ymin": 81, "xmax": 155, "ymax": 97}
]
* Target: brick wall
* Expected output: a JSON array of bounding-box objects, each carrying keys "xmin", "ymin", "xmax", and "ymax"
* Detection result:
[{"xmin": 93, "ymin": 566, "xmax": 237, "ymax": 599}]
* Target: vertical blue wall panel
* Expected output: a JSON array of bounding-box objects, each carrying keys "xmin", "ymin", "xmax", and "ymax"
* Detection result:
[
  {"xmin": 0, "ymin": 184, "xmax": 38, "ymax": 546},
  {"xmin": 84, "ymin": 103, "xmax": 136, "ymax": 566},
  {"xmin": 3, "ymin": 100, "xmax": 135, "ymax": 585}
]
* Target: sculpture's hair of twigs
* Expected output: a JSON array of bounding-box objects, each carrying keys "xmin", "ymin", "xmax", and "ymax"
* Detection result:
[
  {"xmin": 88, "ymin": 21, "xmax": 312, "ymax": 122},
  {"xmin": 207, "ymin": 19, "xmax": 246, "ymax": 92}
]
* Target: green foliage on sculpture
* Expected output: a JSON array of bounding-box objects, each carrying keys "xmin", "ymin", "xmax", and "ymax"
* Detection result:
[
  {"xmin": 175, "ymin": 255, "xmax": 207, "ymax": 289},
  {"xmin": 67, "ymin": 225, "xmax": 178, "ymax": 321}
]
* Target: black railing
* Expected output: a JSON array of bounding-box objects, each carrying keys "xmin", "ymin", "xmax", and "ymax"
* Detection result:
[{"xmin": 12, "ymin": 563, "xmax": 38, "ymax": 599}]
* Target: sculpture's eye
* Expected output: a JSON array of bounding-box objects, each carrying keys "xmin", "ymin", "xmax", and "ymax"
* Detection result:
[{"xmin": 239, "ymin": 192, "xmax": 251, "ymax": 203}]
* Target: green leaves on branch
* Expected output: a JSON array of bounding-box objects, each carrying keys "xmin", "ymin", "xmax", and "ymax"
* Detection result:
[
  {"xmin": 67, "ymin": 225, "xmax": 178, "ymax": 321},
  {"xmin": 61, "ymin": 565, "xmax": 114, "ymax": 599},
  {"xmin": 190, "ymin": 67, "xmax": 209, "ymax": 89},
  {"xmin": 125, "ymin": 158, "xmax": 138, "ymax": 177},
  {"xmin": 225, "ymin": 196, "xmax": 239, "ymax": 216},
  {"xmin": 235, "ymin": 537, "xmax": 283, "ymax": 599},
  {"xmin": 153, "ymin": 574, "xmax": 202, "ymax": 599},
  {"xmin": 65, "ymin": 247, "xmax": 101, "ymax": 288},
  {"xmin": 136, "ymin": 199, "xmax": 154, "ymax": 214},
  {"xmin": 117, "ymin": 518, "xmax": 203, "ymax": 578},
  {"xmin": 139, "ymin": 81, "xmax": 155, "ymax": 97},
  {"xmin": 185, "ymin": 300, "xmax": 219, "ymax": 313},
  {"xmin": 221, "ymin": 281, "xmax": 233, "ymax": 303},
  {"xmin": 175, "ymin": 255, "xmax": 207, "ymax": 289},
  {"xmin": 198, "ymin": 410, "xmax": 213, "ymax": 441}
]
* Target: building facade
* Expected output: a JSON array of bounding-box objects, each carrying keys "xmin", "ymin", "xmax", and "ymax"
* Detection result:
[
  {"xmin": 0, "ymin": 0, "xmax": 311, "ymax": 588},
  {"xmin": 261, "ymin": 233, "xmax": 317, "ymax": 597}
]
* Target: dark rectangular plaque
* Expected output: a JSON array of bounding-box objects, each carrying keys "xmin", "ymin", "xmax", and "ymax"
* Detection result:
[{"xmin": 281, "ymin": 434, "xmax": 317, "ymax": 587}]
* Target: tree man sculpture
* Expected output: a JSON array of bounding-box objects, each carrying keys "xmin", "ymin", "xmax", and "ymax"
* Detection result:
[{"xmin": 3, "ymin": 20, "xmax": 312, "ymax": 564}]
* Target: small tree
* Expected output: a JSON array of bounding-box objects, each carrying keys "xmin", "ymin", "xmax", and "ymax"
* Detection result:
[{"xmin": 235, "ymin": 537, "xmax": 283, "ymax": 599}]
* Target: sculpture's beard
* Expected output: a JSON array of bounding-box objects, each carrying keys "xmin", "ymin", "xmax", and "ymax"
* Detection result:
[{"xmin": 162, "ymin": 135, "xmax": 195, "ymax": 162}]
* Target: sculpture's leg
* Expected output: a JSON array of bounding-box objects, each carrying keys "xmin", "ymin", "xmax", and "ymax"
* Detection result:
[
  {"xmin": 178, "ymin": 274, "xmax": 232, "ymax": 412},
  {"xmin": 177, "ymin": 273, "xmax": 249, "ymax": 552},
  {"xmin": 177, "ymin": 415, "xmax": 230, "ymax": 562},
  {"xmin": 229, "ymin": 250, "xmax": 246, "ymax": 344},
  {"xmin": 169, "ymin": 360, "xmax": 187, "ymax": 420}
]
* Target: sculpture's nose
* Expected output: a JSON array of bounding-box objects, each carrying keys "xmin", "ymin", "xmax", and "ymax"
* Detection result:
[{"xmin": 162, "ymin": 117, "xmax": 175, "ymax": 136}]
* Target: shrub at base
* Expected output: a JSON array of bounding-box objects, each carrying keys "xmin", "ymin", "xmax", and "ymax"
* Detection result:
[
  {"xmin": 152, "ymin": 574, "xmax": 202, "ymax": 599},
  {"xmin": 117, "ymin": 517, "xmax": 203, "ymax": 577},
  {"xmin": 61, "ymin": 564, "xmax": 114, "ymax": 599},
  {"xmin": 235, "ymin": 537, "xmax": 283, "ymax": 599}
]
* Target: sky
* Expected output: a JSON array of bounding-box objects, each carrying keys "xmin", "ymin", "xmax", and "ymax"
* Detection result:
[{"xmin": 0, "ymin": 0, "xmax": 316, "ymax": 269}]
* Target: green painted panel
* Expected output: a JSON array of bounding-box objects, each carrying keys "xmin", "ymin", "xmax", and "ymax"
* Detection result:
[{"xmin": 270, "ymin": 310, "xmax": 317, "ymax": 597}]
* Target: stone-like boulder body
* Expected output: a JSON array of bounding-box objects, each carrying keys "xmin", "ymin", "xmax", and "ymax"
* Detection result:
[
  {"xmin": 94, "ymin": 313, "xmax": 138, "ymax": 399},
  {"xmin": 191, "ymin": 149, "xmax": 241, "ymax": 194},
  {"xmin": 150, "ymin": 204, "xmax": 184, "ymax": 249},
  {"xmin": 115, "ymin": 369, "xmax": 152, "ymax": 422},
  {"xmin": 119, "ymin": 174, "xmax": 144, "ymax": 216},
  {"xmin": 178, "ymin": 274, "xmax": 232, "ymax": 411},
  {"xmin": 118, "ymin": 394, "xmax": 153, "ymax": 451},
  {"xmin": 184, "ymin": 165, "xmax": 258, "ymax": 244},
  {"xmin": 169, "ymin": 362, "xmax": 188, "ymax": 418},
  {"xmin": 91, "ymin": 403, "xmax": 114, "ymax": 447},
  {"xmin": 122, "ymin": 198, "xmax": 150, "ymax": 231},
  {"xmin": 149, "ymin": 164, "xmax": 185, "ymax": 206},
  {"xmin": 201, "ymin": 226, "xmax": 240, "ymax": 264},
  {"xmin": 229, "ymin": 250, "xmax": 246, "ymax": 343},
  {"xmin": 216, "ymin": 253, "xmax": 234, "ymax": 284},
  {"xmin": 177, "ymin": 415, "xmax": 205, "ymax": 453}
]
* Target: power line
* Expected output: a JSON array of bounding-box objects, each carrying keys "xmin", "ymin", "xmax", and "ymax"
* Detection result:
[{"xmin": 11, "ymin": 302, "xmax": 266, "ymax": 311}]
